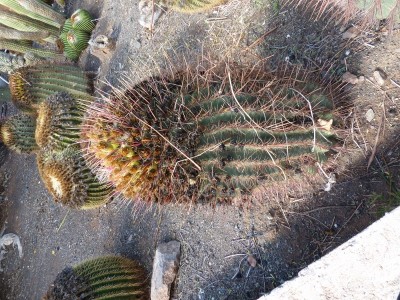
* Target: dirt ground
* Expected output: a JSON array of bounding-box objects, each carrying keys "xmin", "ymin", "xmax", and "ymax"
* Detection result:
[{"xmin": 1, "ymin": 0, "xmax": 400, "ymax": 299}]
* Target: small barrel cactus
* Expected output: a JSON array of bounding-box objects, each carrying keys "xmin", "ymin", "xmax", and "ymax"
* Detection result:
[
  {"xmin": 35, "ymin": 92, "xmax": 89, "ymax": 151},
  {"xmin": 70, "ymin": 9, "xmax": 95, "ymax": 32},
  {"xmin": 0, "ymin": 113, "xmax": 38, "ymax": 153},
  {"xmin": 37, "ymin": 148, "xmax": 112, "ymax": 209},
  {"xmin": 58, "ymin": 9, "xmax": 95, "ymax": 61},
  {"xmin": 43, "ymin": 256, "xmax": 148, "ymax": 300},
  {"xmin": 82, "ymin": 66, "xmax": 346, "ymax": 203},
  {"xmin": 9, "ymin": 64, "xmax": 93, "ymax": 112}
]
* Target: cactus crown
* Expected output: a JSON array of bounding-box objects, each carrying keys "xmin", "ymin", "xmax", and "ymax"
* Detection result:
[
  {"xmin": 37, "ymin": 148, "xmax": 112, "ymax": 209},
  {"xmin": 43, "ymin": 256, "xmax": 148, "ymax": 300},
  {"xmin": 83, "ymin": 65, "xmax": 347, "ymax": 203},
  {"xmin": 0, "ymin": 113, "xmax": 38, "ymax": 154}
]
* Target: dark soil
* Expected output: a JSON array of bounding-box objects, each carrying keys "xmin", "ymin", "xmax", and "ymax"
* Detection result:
[{"xmin": 0, "ymin": 1, "xmax": 400, "ymax": 299}]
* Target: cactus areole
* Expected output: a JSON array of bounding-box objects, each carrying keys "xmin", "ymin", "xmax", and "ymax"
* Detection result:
[{"xmin": 82, "ymin": 66, "xmax": 348, "ymax": 203}]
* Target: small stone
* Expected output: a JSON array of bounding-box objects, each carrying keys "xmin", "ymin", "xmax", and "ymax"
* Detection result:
[
  {"xmin": 365, "ymin": 109, "xmax": 375, "ymax": 123},
  {"xmin": 358, "ymin": 76, "xmax": 365, "ymax": 83},
  {"xmin": 138, "ymin": 0, "xmax": 164, "ymax": 30},
  {"xmin": 247, "ymin": 255, "xmax": 257, "ymax": 268},
  {"xmin": 342, "ymin": 27, "xmax": 359, "ymax": 39},
  {"xmin": 373, "ymin": 69, "xmax": 387, "ymax": 86},
  {"xmin": 151, "ymin": 241, "xmax": 181, "ymax": 300},
  {"xmin": 342, "ymin": 72, "xmax": 359, "ymax": 84}
]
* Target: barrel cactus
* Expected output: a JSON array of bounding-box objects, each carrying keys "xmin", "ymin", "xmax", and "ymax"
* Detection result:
[
  {"xmin": 35, "ymin": 92, "xmax": 90, "ymax": 151},
  {"xmin": 37, "ymin": 148, "xmax": 112, "ymax": 209},
  {"xmin": 58, "ymin": 9, "xmax": 95, "ymax": 61},
  {"xmin": 82, "ymin": 66, "xmax": 346, "ymax": 203},
  {"xmin": 9, "ymin": 64, "xmax": 93, "ymax": 112},
  {"xmin": 43, "ymin": 256, "xmax": 148, "ymax": 300},
  {"xmin": 0, "ymin": 113, "xmax": 38, "ymax": 153}
]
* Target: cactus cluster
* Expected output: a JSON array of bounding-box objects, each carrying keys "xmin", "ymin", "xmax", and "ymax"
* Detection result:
[
  {"xmin": 58, "ymin": 9, "xmax": 96, "ymax": 61},
  {"xmin": 43, "ymin": 256, "xmax": 148, "ymax": 299},
  {"xmin": 82, "ymin": 67, "xmax": 346, "ymax": 203},
  {"xmin": 1, "ymin": 63, "xmax": 110, "ymax": 209}
]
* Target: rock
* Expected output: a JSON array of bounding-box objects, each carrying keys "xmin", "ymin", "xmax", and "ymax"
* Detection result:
[
  {"xmin": 151, "ymin": 241, "xmax": 181, "ymax": 300},
  {"xmin": 358, "ymin": 75, "xmax": 365, "ymax": 83},
  {"xmin": 365, "ymin": 109, "xmax": 375, "ymax": 123},
  {"xmin": 373, "ymin": 69, "xmax": 387, "ymax": 86},
  {"xmin": 342, "ymin": 72, "xmax": 359, "ymax": 84},
  {"xmin": 342, "ymin": 27, "xmax": 359, "ymax": 39},
  {"xmin": 138, "ymin": 0, "xmax": 164, "ymax": 30},
  {"xmin": 88, "ymin": 35, "xmax": 116, "ymax": 61}
]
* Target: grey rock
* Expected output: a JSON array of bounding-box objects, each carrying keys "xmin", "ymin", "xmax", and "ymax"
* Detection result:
[{"xmin": 151, "ymin": 240, "xmax": 181, "ymax": 300}]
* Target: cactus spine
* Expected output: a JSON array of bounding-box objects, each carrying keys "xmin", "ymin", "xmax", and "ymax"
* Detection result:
[
  {"xmin": 37, "ymin": 148, "xmax": 112, "ymax": 209},
  {"xmin": 0, "ymin": 113, "xmax": 38, "ymax": 153},
  {"xmin": 82, "ymin": 67, "xmax": 344, "ymax": 202},
  {"xmin": 9, "ymin": 64, "xmax": 93, "ymax": 112},
  {"xmin": 43, "ymin": 256, "xmax": 148, "ymax": 300}
]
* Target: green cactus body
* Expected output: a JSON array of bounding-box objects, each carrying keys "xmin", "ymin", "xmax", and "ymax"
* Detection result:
[
  {"xmin": 16, "ymin": 0, "xmax": 65, "ymax": 26},
  {"xmin": 0, "ymin": 23, "xmax": 50, "ymax": 40},
  {"xmin": 70, "ymin": 8, "xmax": 95, "ymax": 32},
  {"xmin": 43, "ymin": 256, "xmax": 148, "ymax": 300},
  {"xmin": 162, "ymin": 0, "xmax": 227, "ymax": 13},
  {"xmin": 83, "ymin": 67, "xmax": 345, "ymax": 202},
  {"xmin": 0, "ymin": 6, "xmax": 60, "ymax": 40},
  {"xmin": 0, "ymin": 0, "xmax": 64, "ymax": 28},
  {"xmin": 66, "ymin": 28, "xmax": 90, "ymax": 52},
  {"xmin": 0, "ymin": 39, "xmax": 62, "ymax": 59},
  {"xmin": 60, "ymin": 18, "xmax": 71, "ymax": 33},
  {"xmin": 9, "ymin": 64, "xmax": 93, "ymax": 112},
  {"xmin": 0, "ymin": 113, "xmax": 38, "ymax": 153},
  {"xmin": 35, "ymin": 92, "xmax": 89, "ymax": 151},
  {"xmin": 37, "ymin": 148, "xmax": 112, "ymax": 209}
]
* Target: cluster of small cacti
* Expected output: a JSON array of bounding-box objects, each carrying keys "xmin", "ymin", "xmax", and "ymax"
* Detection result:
[
  {"xmin": 58, "ymin": 9, "xmax": 96, "ymax": 61},
  {"xmin": 43, "ymin": 256, "xmax": 148, "ymax": 299},
  {"xmin": 82, "ymin": 67, "xmax": 345, "ymax": 203},
  {"xmin": 0, "ymin": 63, "xmax": 112, "ymax": 209}
]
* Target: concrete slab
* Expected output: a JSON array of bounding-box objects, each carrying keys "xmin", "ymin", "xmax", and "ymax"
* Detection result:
[{"xmin": 260, "ymin": 206, "xmax": 400, "ymax": 300}]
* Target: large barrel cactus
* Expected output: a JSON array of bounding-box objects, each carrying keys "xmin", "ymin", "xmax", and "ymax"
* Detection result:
[
  {"xmin": 37, "ymin": 148, "xmax": 112, "ymax": 209},
  {"xmin": 43, "ymin": 256, "xmax": 148, "ymax": 299},
  {"xmin": 82, "ymin": 66, "xmax": 347, "ymax": 203},
  {"xmin": 9, "ymin": 64, "xmax": 93, "ymax": 112},
  {"xmin": 0, "ymin": 113, "xmax": 38, "ymax": 153}
]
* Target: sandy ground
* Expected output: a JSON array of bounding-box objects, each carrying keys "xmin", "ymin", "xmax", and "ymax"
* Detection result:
[{"xmin": 1, "ymin": 0, "xmax": 400, "ymax": 299}]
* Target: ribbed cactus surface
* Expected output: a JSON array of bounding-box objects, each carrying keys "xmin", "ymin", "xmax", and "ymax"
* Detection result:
[
  {"xmin": 37, "ymin": 148, "xmax": 112, "ymax": 209},
  {"xmin": 43, "ymin": 256, "xmax": 148, "ymax": 300},
  {"xmin": 0, "ymin": 113, "xmax": 38, "ymax": 153},
  {"xmin": 35, "ymin": 92, "xmax": 89, "ymax": 151},
  {"xmin": 9, "ymin": 64, "xmax": 93, "ymax": 112},
  {"xmin": 83, "ymin": 67, "xmax": 345, "ymax": 202}
]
